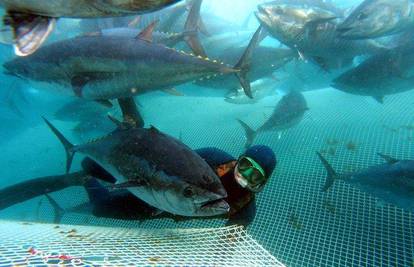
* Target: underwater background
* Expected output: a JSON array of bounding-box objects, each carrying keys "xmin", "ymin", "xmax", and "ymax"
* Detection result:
[{"xmin": 0, "ymin": 0, "xmax": 413, "ymax": 266}]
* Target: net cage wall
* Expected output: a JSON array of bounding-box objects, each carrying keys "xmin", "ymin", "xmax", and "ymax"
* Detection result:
[{"xmin": 0, "ymin": 88, "xmax": 413, "ymax": 266}]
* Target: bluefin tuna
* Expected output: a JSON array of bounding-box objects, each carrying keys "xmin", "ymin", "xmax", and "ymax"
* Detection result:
[
  {"xmin": 238, "ymin": 91, "xmax": 309, "ymax": 148},
  {"xmin": 317, "ymin": 152, "xmax": 414, "ymax": 212},
  {"xmin": 256, "ymin": 3, "xmax": 386, "ymax": 70},
  {"xmin": 337, "ymin": 0, "xmax": 414, "ymax": 40},
  {"xmin": 4, "ymin": 24, "xmax": 263, "ymax": 99},
  {"xmin": 331, "ymin": 42, "xmax": 414, "ymax": 103},
  {"xmin": 0, "ymin": 0, "xmax": 181, "ymax": 56},
  {"xmin": 42, "ymin": 117, "xmax": 229, "ymax": 217}
]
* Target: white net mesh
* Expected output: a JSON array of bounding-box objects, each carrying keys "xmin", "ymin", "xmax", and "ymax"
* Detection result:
[
  {"xmin": 0, "ymin": 220, "xmax": 284, "ymax": 266},
  {"xmin": 1, "ymin": 88, "xmax": 414, "ymax": 266}
]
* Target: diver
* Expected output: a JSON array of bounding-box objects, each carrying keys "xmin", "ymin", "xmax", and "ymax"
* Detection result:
[{"xmin": 0, "ymin": 145, "xmax": 276, "ymax": 226}]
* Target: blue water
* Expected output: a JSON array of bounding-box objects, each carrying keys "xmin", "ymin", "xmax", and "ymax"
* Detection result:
[{"xmin": 0, "ymin": 0, "xmax": 413, "ymax": 266}]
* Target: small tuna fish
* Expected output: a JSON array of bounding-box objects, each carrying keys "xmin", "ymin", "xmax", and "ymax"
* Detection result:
[
  {"xmin": 238, "ymin": 91, "xmax": 309, "ymax": 148},
  {"xmin": 224, "ymin": 78, "xmax": 278, "ymax": 105},
  {"xmin": 317, "ymin": 152, "xmax": 414, "ymax": 212},
  {"xmin": 337, "ymin": 0, "xmax": 414, "ymax": 40},
  {"xmin": 331, "ymin": 42, "xmax": 414, "ymax": 103},
  {"xmin": 42, "ymin": 117, "xmax": 229, "ymax": 217},
  {"xmin": 0, "ymin": 0, "xmax": 181, "ymax": 56}
]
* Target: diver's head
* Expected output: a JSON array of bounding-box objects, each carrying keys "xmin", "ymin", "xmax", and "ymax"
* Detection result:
[{"xmin": 234, "ymin": 145, "xmax": 276, "ymax": 192}]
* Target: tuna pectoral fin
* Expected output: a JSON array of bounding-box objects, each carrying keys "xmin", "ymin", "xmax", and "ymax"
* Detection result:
[
  {"xmin": 316, "ymin": 152, "xmax": 338, "ymax": 192},
  {"xmin": 234, "ymin": 25, "xmax": 264, "ymax": 99},
  {"xmin": 183, "ymin": 0, "xmax": 207, "ymax": 57},
  {"xmin": 44, "ymin": 194, "xmax": 65, "ymax": 224},
  {"xmin": 42, "ymin": 117, "xmax": 76, "ymax": 173},
  {"xmin": 109, "ymin": 180, "xmax": 147, "ymax": 189},
  {"xmin": 118, "ymin": 97, "xmax": 144, "ymax": 128},
  {"xmin": 237, "ymin": 119, "xmax": 257, "ymax": 149},
  {"xmin": 4, "ymin": 12, "xmax": 56, "ymax": 56}
]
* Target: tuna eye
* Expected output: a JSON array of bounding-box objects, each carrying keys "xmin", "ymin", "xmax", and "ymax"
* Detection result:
[
  {"xmin": 183, "ymin": 186, "xmax": 194, "ymax": 198},
  {"xmin": 357, "ymin": 12, "xmax": 368, "ymax": 20}
]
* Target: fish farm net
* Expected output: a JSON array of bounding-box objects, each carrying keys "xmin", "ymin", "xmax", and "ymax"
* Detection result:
[
  {"xmin": 1, "ymin": 88, "xmax": 414, "ymax": 266},
  {"xmin": 0, "ymin": 221, "xmax": 283, "ymax": 266}
]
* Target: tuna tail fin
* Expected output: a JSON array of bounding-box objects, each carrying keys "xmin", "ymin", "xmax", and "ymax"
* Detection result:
[
  {"xmin": 237, "ymin": 119, "xmax": 257, "ymax": 149},
  {"xmin": 234, "ymin": 25, "xmax": 263, "ymax": 99},
  {"xmin": 316, "ymin": 152, "xmax": 338, "ymax": 192},
  {"xmin": 42, "ymin": 117, "xmax": 75, "ymax": 174},
  {"xmin": 44, "ymin": 193, "xmax": 65, "ymax": 224},
  {"xmin": 183, "ymin": 0, "xmax": 207, "ymax": 57}
]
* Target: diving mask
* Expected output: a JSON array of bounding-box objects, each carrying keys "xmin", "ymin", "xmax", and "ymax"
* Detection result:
[{"xmin": 236, "ymin": 156, "xmax": 267, "ymax": 192}]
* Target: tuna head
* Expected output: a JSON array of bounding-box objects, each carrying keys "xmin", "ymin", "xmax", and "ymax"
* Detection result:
[
  {"xmin": 255, "ymin": 3, "xmax": 337, "ymax": 43},
  {"xmin": 3, "ymin": 54, "xmax": 57, "ymax": 82},
  {"xmin": 3, "ymin": 57, "xmax": 32, "ymax": 80},
  {"xmin": 337, "ymin": 0, "xmax": 414, "ymax": 39},
  {"xmin": 151, "ymin": 170, "xmax": 229, "ymax": 217}
]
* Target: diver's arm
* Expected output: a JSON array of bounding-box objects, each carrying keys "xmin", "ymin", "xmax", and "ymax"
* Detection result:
[
  {"xmin": 0, "ymin": 171, "xmax": 90, "ymax": 210},
  {"xmin": 226, "ymin": 198, "xmax": 257, "ymax": 227},
  {"xmin": 195, "ymin": 147, "xmax": 236, "ymax": 167}
]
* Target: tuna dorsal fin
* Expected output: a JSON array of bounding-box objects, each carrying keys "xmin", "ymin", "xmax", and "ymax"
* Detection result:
[
  {"xmin": 234, "ymin": 25, "xmax": 264, "ymax": 99},
  {"xmin": 183, "ymin": 0, "xmax": 207, "ymax": 57},
  {"xmin": 150, "ymin": 125, "xmax": 160, "ymax": 134},
  {"xmin": 42, "ymin": 117, "xmax": 75, "ymax": 174},
  {"xmin": 136, "ymin": 20, "xmax": 159, "ymax": 42},
  {"xmin": 4, "ymin": 11, "xmax": 56, "ymax": 56},
  {"xmin": 377, "ymin": 153, "xmax": 399, "ymax": 164},
  {"xmin": 44, "ymin": 194, "xmax": 65, "ymax": 224}
]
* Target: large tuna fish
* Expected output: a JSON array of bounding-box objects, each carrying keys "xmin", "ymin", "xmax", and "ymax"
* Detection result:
[
  {"xmin": 0, "ymin": 0, "xmax": 181, "ymax": 56},
  {"xmin": 256, "ymin": 3, "xmax": 386, "ymax": 70},
  {"xmin": 337, "ymin": 0, "xmax": 414, "ymax": 40},
  {"xmin": 42, "ymin": 117, "xmax": 229, "ymax": 217},
  {"xmin": 4, "ymin": 24, "xmax": 262, "ymax": 99},
  {"xmin": 331, "ymin": 42, "xmax": 414, "ymax": 103}
]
